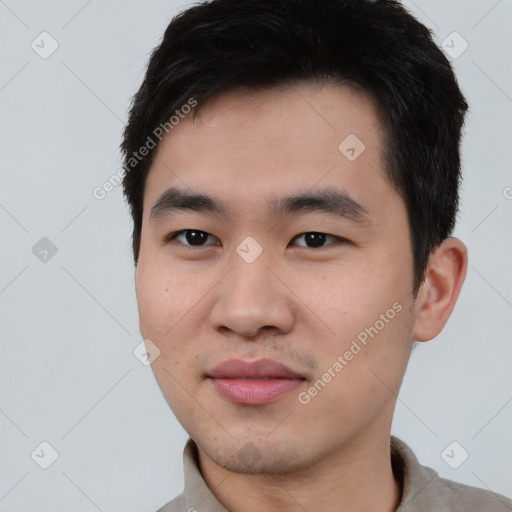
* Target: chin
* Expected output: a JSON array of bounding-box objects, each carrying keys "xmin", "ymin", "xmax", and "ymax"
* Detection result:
[
  {"xmin": 214, "ymin": 447, "xmax": 302, "ymax": 475},
  {"xmin": 197, "ymin": 431, "xmax": 313, "ymax": 475}
]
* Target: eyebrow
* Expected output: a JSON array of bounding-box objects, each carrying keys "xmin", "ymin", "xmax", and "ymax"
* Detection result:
[{"xmin": 149, "ymin": 186, "xmax": 370, "ymax": 224}]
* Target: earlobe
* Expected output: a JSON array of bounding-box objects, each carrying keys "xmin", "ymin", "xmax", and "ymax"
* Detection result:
[{"xmin": 412, "ymin": 238, "xmax": 468, "ymax": 342}]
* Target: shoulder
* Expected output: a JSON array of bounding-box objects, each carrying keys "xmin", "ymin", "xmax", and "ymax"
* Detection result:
[
  {"xmin": 155, "ymin": 492, "xmax": 187, "ymax": 512},
  {"xmin": 436, "ymin": 475, "xmax": 512, "ymax": 511},
  {"xmin": 391, "ymin": 436, "xmax": 511, "ymax": 511}
]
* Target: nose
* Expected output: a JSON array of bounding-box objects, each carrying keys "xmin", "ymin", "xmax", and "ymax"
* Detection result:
[{"xmin": 209, "ymin": 254, "xmax": 296, "ymax": 339}]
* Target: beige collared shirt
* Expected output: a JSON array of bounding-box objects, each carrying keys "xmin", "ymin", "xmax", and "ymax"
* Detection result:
[{"xmin": 157, "ymin": 436, "xmax": 511, "ymax": 511}]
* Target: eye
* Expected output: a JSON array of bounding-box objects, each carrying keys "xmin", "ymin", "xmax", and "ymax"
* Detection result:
[
  {"xmin": 165, "ymin": 229, "xmax": 220, "ymax": 247},
  {"xmin": 165, "ymin": 230, "xmax": 345, "ymax": 249},
  {"xmin": 290, "ymin": 232, "xmax": 344, "ymax": 249}
]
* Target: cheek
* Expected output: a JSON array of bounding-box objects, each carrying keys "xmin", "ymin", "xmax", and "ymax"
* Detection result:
[
  {"xmin": 295, "ymin": 259, "xmax": 408, "ymax": 336},
  {"xmin": 134, "ymin": 261, "xmax": 213, "ymax": 374},
  {"xmin": 135, "ymin": 261, "xmax": 186, "ymax": 340},
  {"xmin": 301, "ymin": 303, "xmax": 414, "ymax": 432},
  {"xmin": 296, "ymin": 261, "xmax": 414, "ymax": 396},
  {"xmin": 135, "ymin": 263, "xmax": 205, "ymax": 404}
]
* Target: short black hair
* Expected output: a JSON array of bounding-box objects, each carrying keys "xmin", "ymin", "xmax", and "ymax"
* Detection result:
[{"xmin": 121, "ymin": 0, "xmax": 468, "ymax": 294}]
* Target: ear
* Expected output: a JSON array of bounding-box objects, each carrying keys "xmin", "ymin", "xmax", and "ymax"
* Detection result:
[{"xmin": 412, "ymin": 237, "xmax": 468, "ymax": 342}]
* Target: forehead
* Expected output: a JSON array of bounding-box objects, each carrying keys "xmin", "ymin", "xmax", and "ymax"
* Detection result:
[{"xmin": 143, "ymin": 82, "xmax": 393, "ymax": 219}]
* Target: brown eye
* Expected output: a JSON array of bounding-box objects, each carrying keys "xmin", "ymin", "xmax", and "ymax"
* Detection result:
[
  {"xmin": 291, "ymin": 232, "xmax": 342, "ymax": 248},
  {"xmin": 167, "ymin": 230, "xmax": 219, "ymax": 247}
]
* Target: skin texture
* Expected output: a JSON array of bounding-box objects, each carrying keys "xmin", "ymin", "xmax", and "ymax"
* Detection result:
[{"xmin": 135, "ymin": 82, "xmax": 467, "ymax": 512}]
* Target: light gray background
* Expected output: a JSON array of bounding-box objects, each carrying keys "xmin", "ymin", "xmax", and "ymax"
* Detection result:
[{"xmin": 0, "ymin": 1, "xmax": 511, "ymax": 511}]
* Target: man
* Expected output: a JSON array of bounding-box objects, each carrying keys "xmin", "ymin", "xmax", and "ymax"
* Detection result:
[{"xmin": 121, "ymin": 0, "xmax": 511, "ymax": 510}]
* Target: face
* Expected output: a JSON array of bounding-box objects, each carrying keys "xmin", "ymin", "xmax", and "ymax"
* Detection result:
[{"xmin": 135, "ymin": 82, "xmax": 418, "ymax": 474}]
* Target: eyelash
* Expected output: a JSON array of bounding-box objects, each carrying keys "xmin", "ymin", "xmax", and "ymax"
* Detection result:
[{"xmin": 164, "ymin": 229, "xmax": 347, "ymax": 250}]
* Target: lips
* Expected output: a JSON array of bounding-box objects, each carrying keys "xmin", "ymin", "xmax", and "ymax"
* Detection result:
[
  {"xmin": 207, "ymin": 358, "xmax": 306, "ymax": 405},
  {"xmin": 208, "ymin": 358, "xmax": 304, "ymax": 379}
]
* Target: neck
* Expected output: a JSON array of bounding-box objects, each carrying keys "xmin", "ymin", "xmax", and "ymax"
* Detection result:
[{"xmin": 197, "ymin": 428, "xmax": 402, "ymax": 512}]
